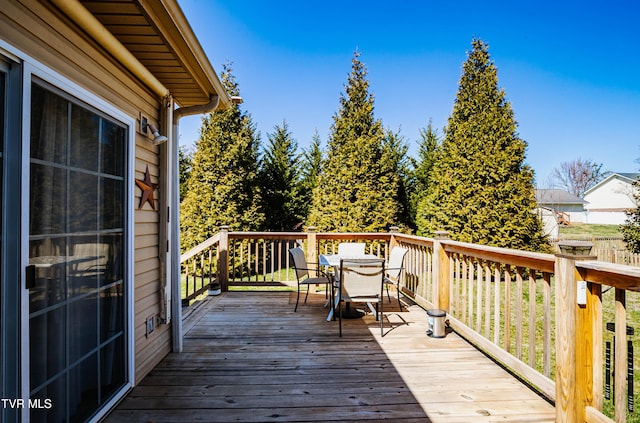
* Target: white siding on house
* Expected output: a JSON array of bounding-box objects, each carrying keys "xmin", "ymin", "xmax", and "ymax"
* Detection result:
[
  {"xmin": 585, "ymin": 211, "xmax": 628, "ymax": 225},
  {"xmin": 584, "ymin": 177, "xmax": 636, "ymax": 210},
  {"xmin": 567, "ymin": 211, "xmax": 587, "ymax": 224},
  {"xmin": 583, "ymin": 174, "xmax": 638, "ymax": 225}
]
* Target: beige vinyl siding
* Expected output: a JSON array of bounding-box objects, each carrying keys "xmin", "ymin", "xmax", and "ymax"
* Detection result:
[{"xmin": 1, "ymin": 0, "xmax": 172, "ymax": 385}]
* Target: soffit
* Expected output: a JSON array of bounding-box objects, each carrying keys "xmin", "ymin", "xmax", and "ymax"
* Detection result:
[{"xmin": 79, "ymin": 0, "xmax": 229, "ymax": 109}]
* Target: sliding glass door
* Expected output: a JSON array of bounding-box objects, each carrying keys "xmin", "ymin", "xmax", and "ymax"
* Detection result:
[{"xmin": 28, "ymin": 80, "xmax": 128, "ymax": 422}]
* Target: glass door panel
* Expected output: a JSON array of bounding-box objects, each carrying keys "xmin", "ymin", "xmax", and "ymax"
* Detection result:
[{"xmin": 28, "ymin": 81, "xmax": 127, "ymax": 422}]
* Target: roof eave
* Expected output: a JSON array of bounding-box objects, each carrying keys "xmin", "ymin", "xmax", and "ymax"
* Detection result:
[{"xmin": 146, "ymin": 0, "xmax": 230, "ymax": 110}]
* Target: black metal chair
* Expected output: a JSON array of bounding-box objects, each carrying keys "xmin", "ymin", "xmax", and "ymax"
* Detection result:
[{"xmin": 289, "ymin": 247, "xmax": 333, "ymax": 312}]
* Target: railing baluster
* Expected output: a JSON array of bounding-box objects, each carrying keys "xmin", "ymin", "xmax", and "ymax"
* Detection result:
[
  {"xmin": 246, "ymin": 240, "xmax": 251, "ymax": 282},
  {"xmin": 207, "ymin": 248, "xmax": 212, "ymax": 289},
  {"xmin": 460, "ymin": 256, "xmax": 467, "ymax": 323},
  {"xmin": 542, "ymin": 272, "xmax": 551, "ymax": 377},
  {"xmin": 504, "ymin": 264, "xmax": 511, "ymax": 353},
  {"xmin": 516, "ymin": 267, "xmax": 523, "ymax": 361},
  {"xmin": 467, "ymin": 258, "xmax": 474, "ymax": 328},
  {"xmin": 253, "ymin": 239, "xmax": 258, "ymax": 282},
  {"xmin": 200, "ymin": 254, "xmax": 204, "ymax": 296},
  {"xmin": 269, "ymin": 240, "xmax": 274, "ymax": 281},
  {"xmin": 419, "ymin": 246, "xmax": 424, "ymax": 301},
  {"xmin": 528, "ymin": 268, "xmax": 537, "ymax": 368},
  {"xmin": 476, "ymin": 260, "xmax": 482, "ymax": 333},
  {"xmin": 261, "ymin": 239, "xmax": 266, "ymax": 282},
  {"xmin": 493, "ymin": 264, "xmax": 500, "ymax": 345},
  {"xmin": 454, "ymin": 255, "xmax": 460, "ymax": 316},
  {"xmin": 614, "ymin": 288, "xmax": 627, "ymax": 422},
  {"xmin": 484, "ymin": 261, "xmax": 491, "ymax": 338},
  {"xmin": 450, "ymin": 254, "xmax": 456, "ymax": 314},
  {"xmin": 239, "ymin": 240, "xmax": 244, "ymax": 282}
]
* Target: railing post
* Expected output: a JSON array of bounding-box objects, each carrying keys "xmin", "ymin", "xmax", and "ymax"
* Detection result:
[
  {"xmin": 218, "ymin": 225, "xmax": 229, "ymax": 292},
  {"xmin": 306, "ymin": 227, "xmax": 317, "ymax": 276},
  {"xmin": 389, "ymin": 226, "xmax": 399, "ymax": 251},
  {"xmin": 433, "ymin": 230, "xmax": 450, "ymax": 311},
  {"xmin": 555, "ymin": 241, "xmax": 596, "ymax": 423}
]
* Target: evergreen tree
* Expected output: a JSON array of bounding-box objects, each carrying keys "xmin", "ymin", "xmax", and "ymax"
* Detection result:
[
  {"xmin": 416, "ymin": 39, "xmax": 548, "ymax": 251},
  {"xmin": 180, "ymin": 63, "xmax": 264, "ymax": 250},
  {"xmin": 260, "ymin": 120, "xmax": 304, "ymax": 230},
  {"xmin": 381, "ymin": 128, "xmax": 412, "ymax": 229},
  {"xmin": 307, "ymin": 51, "xmax": 404, "ymax": 232},
  {"xmin": 414, "ymin": 121, "xmax": 440, "ymax": 193},
  {"xmin": 298, "ymin": 131, "xmax": 324, "ymax": 221},
  {"xmin": 178, "ymin": 145, "xmax": 193, "ymax": 202},
  {"xmin": 408, "ymin": 121, "xmax": 440, "ymax": 229},
  {"xmin": 621, "ymin": 176, "xmax": 640, "ymax": 252}
]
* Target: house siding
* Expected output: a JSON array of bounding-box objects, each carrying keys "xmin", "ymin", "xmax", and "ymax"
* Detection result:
[
  {"xmin": 584, "ymin": 175, "xmax": 637, "ymax": 225},
  {"xmin": 1, "ymin": 0, "xmax": 172, "ymax": 390}
]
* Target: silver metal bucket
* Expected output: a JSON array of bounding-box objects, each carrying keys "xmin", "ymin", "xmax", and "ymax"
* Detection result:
[{"xmin": 427, "ymin": 309, "xmax": 446, "ymax": 338}]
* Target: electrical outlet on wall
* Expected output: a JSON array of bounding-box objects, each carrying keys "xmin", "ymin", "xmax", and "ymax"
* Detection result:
[
  {"xmin": 146, "ymin": 315, "xmax": 155, "ymax": 337},
  {"xmin": 577, "ymin": 281, "xmax": 587, "ymax": 306}
]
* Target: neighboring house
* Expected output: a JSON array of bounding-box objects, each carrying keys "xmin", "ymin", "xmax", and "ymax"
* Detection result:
[
  {"xmin": 535, "ymin": 189, "xmax": 588, "ymax": 224},
  {"xmin": 1, "ymin": 1, "xmax": 231, "ymax": 421},
  {"xmin": 583, "ymin": 173, "xmax": 639, "ymax": 225}
]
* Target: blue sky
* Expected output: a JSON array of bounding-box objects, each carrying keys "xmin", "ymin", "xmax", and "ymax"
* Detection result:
[{"xmin": 176, "ymin": 0, "xmax": 640, "ymax": 186}]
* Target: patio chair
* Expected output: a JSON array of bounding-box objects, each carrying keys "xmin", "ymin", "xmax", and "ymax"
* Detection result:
[
  {"xmin": 337, "ymin": 258, "xmax": 385, "ymax": 337},
  {"xmin": 289, "ymin": 247, "xmax": 333, "ymax": 312},
  {"xmin": 69, "ymin": 242, "xmax": 110, "ymax": 284},
  {"xmin": 384, "ymin": 247, "xmax": 408, "ymax": 309},
  {"xmin": 337, "ymin": 242, "xmax": 366, "ymax": 256}
]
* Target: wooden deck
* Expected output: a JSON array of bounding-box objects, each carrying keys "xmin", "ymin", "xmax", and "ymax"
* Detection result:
[{"xmin": 105, "ymin": 291, "xmax": 555, "ymax": 422}]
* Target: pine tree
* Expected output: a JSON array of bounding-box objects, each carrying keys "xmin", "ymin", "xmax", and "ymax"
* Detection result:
[
  {"xmin": 178, "ymin": 145, "xmax": 193, "ymax": 202},
  {"xmin": 408, "ymin": 121, "xmax": 440, "ymax": 229},
  {"xmin": 381, "ymin": 128, "xmax": 411, "ymax": 229},
  {"xmin": 306, "ymin": 51, "xmax": 404, "ymax": 232},
  {"xmin": 180, "ymin": 63, "xmax": 264, "ymax": 250},
  {"xmin": 416, "ymin": 39, "xmax": 548, "ymax": 251},
  {"xmin": 260, "ymin": 120, "xmax": 303, "ymax": 231},
  {"xmin": 298, "ymin": 131, "xmax": 323, "ymax": 221}
]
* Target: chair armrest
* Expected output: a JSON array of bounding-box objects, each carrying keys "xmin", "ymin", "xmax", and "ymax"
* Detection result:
[{"xmin": 296, "ymin": 266, "xmax": 332, "ymax": 280}]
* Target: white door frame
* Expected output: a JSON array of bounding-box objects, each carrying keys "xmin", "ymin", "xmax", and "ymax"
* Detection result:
[{"xmin": 4, "ymin": 41, "xmax": 136, "ymax": 421}]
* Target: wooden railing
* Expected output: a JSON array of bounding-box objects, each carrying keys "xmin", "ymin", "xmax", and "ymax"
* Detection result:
[
  {"xmin": 571, "ymin": 257, "xmax": 640, "ymax": 422},
  {"xmin": 180, "ymin": 227, "xmax": 639, "ymax": 422},
  {"xmin": 394, "ymin": 232, "xmax": 558, "ymax": 400},
  {"xmin": 179, "ymin": 232, "xmax": 221, "ymax": 305}
]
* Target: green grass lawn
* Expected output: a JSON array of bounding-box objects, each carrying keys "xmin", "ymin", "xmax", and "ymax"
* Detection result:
[{"xmin": 559, "ymin": 223, "xmax": 623, "ymax": 238}]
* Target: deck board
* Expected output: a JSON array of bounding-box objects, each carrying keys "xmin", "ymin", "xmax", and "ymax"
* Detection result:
[{"xmin": 105, "ymin": 291, "xmax": 555, "ymax": 422}]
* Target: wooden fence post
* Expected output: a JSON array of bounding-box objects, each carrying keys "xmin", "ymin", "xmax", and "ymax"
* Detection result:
[
  {"xmin": 306, "ymin": 227, "xmax": 317, "ymax": 276},
  {"xmin": 433, "ymin": 230, "xmax": 450, "ymax": 311},
  {"xmin": 555, "ymin": 240, "xmax": 596, "ymax": 423},
  {"xmin": 388, "ymin": 226, "xmax": 399, "ymax": 256},
  {"xmin": 218, "ymin": 225, "xmax": 229, "ymax": 292}
]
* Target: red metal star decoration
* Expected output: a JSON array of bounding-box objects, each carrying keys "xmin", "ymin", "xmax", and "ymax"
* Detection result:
[{"xmin": 135, "ymin": 165, "xmax": 158, "ymax": 210}]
